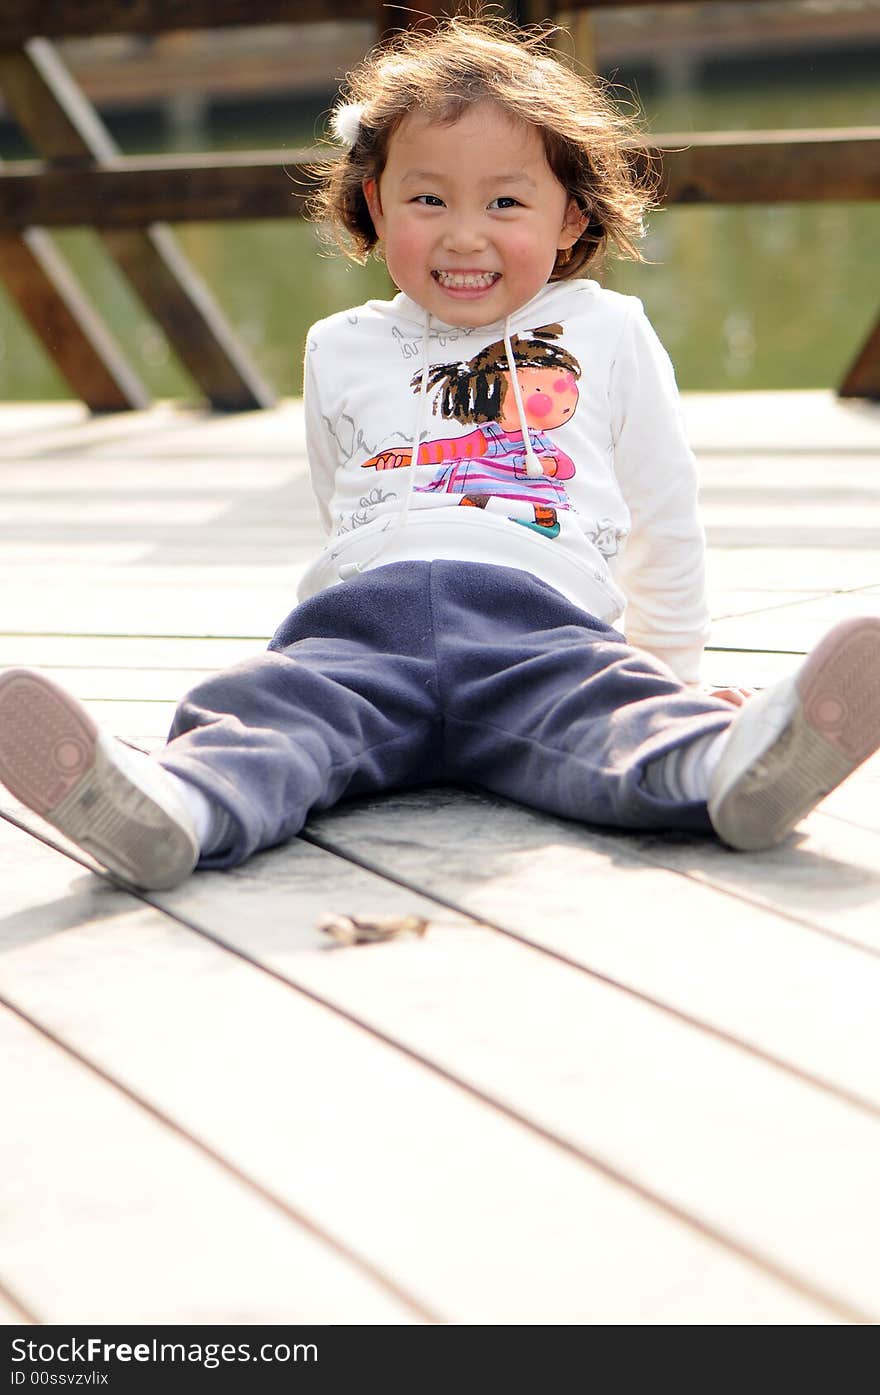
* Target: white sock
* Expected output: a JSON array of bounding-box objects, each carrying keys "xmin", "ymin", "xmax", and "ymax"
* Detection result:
[
  {"xmin": 163, "ymin": 770, "xmax": 234, "ymax": 855},
  {"xmin": 642, "ymin": 726, "xmax": 731, "ymax": 803}
]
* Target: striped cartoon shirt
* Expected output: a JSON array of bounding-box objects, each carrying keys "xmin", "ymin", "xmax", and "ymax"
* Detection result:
[{"xmin": 417, "ymin": 422, "xmax": 575, "ymax": 509}]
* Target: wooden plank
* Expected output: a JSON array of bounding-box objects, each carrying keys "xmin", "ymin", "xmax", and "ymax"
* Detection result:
[
  {"xmin": 50, "ymin": 23, "xmax": 376, "ymax": 115},
  {"xmin": 0, "ymin": 665, "xmax": 221, "ymax": 702},
  {"xmin": 819, "ymin": 773, "xmax": 880, "ymax": 834},
  {"xmin": 707, "ymin": 549, "xmax": 880, "ymax": 595},
  {"xmin": 0, "ymin": 399, "xmax": 306, "ymax": 460},
  {"xmin": 701, "ymin": 492, "xmax": 880, "ymax": 527},
  {"xmin": 100, "ymin": 223, "xmax": 276, "ymax": 411},
  {"xmin": 0, "ymin": 451, "xmax": 305, "ymax": 480},
  {"xmin": 688, "ymin": 391, "xmax": 880, "ymax": 613},
  {"xmin": 0, "ymin": 1284, "xmax": 32, "ymax": 1324},
  {"xmin": 649, "ymin": 128, "xmax": 880, "ymax": 205},
  {"xmin": 683, "ymin": 390, "xmax": 880, "ymax": 451},
  {"xmin": 0, "ymin": 1005, "xmax": 418, "ymax": 1323},
  {"xmin": 12, "ymin": 803, "xmax": 870, "ymax": 1311},
  {"xmin": 299, "ymin": 788, "xmax": 880, "ymax": 1107},
  {"xmin": 561, "ymin": 0, "xmax": 808, "ymax": 8},
  {"xmin": 0, "ymin": 496, "xmax": 315, "ymax": 533},
  {"xmin": 0, "ymin": 40, "xmax": 275, "ymax": 410},
  {"xmin": 0, "ymin": 634, "xmax": 264, "ymax": 670},
  {"xmin": 138, "ymin": 821, "xmax": 880, "ymax": 1319},
  {"xmin": 0, "ymin": 151, "xmax": 313, "ymax": 226},
  {"xmin": 709, "ymin": 590, "xmax": 825, "ymax": 620},
  {"xmin": 0, "ymin": 393, "xmax": 316, "ymax": 622},
  {"xmin": 1, "ymin": 496, "xmax": 240, "ymax": 527},
  {"xmin": 0, "ymin": 818, "xmax": 835, "ymax": 1324},
  {"xmin": 0, "ymin": 0, "xmax": 860, "ymax": 46},
  {"xmin": 839, "ymin": 309, "xmax": 880, "ymax": 400},
  {"xmin": 27, "ymin": 700, "xmax": 174, "ymax": 745},
  {"xmin": 710, "ymin": 590, "xmax": 880, "ymax": 654},
  {"xmin": 0, "ymin": 42, "xmax": 116, "ymax": 160},
  {"xmin": 3, "ymin": 128, "xmax": 879, "ymax": 232},
  {"xmin": 635, "ymin": 809, "xmax": 880, "ymax": 955},
  {"xmin": 0, "ymin": 410, "xmax": 315, "ymax": 638},
  {"xmin": 701, "ymin": 648, "xmax": 815, "ymax": 690},
  {"xmin": 0, "ymin": 579, "xmax": 297, "ymax": 638},
  {"xmin": 0, "ymin": 0, "xmax": 376, "ymax": 46},
  {"xmin": 707, "ymin": 527, "xmax": 880, "ymax": 551},
  {"xmin": 0, "ymin": 228, "xmax": 149, "ymax": 411}
]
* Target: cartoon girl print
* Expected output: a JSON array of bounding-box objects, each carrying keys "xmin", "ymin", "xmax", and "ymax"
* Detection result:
[{"xmin": 360, "ymin": 325, "xmax": 581, "ymax": 540}]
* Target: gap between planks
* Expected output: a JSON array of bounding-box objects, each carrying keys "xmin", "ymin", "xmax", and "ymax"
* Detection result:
[
  {"xmin": 1, "ymin": 804, "xmax": 876, "ymax": 1322},
  {"xmin": 0, "ymin": 816, "xmax": 842, "ymax": 1325},
  {"xmin": 0, "ymin": 1003, "xmax": 423, "ymax": 1326},
  {"xmin": 0, "ymin": 1276, "xmax": 35, "ymax": 1326},
  {"xmin": 296, "ymin": 788, "xmax": 880, "ymax": 1088}
]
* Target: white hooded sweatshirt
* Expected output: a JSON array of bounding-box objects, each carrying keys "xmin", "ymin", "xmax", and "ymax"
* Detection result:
[{"xmin": 299, "ymin": 278, "xmax": 710, "ymax": 683}]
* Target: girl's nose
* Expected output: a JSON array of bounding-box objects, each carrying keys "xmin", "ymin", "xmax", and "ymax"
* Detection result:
[{"xmin": 442, "ymin": 220, "xmax": 488, "ymax": 254}]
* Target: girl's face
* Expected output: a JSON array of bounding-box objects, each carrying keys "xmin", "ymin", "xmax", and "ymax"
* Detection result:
[
  {"xmin": 363, "ymin": 102, "xmax": 587, "ymax": 329},
  {"xmin": 497, "ymin": 367, "xmax": 580, "ymax": 431}
]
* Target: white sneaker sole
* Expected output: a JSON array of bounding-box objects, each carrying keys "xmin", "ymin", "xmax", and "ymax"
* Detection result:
[
  {"xmin": 709, "ymin": 617, "xmax": 880, "ymax": 851},
  {"xmin": 0, "ymin": 668, "xmax": 198, "ymax": 890}
]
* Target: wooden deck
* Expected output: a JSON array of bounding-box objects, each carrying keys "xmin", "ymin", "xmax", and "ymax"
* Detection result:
[{"xmin": 1, "ymin": 389, "xmax": 880, "ymax": 1326}]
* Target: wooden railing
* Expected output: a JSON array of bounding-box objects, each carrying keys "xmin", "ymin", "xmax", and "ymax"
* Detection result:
[{"xmin": 0, "ymin": 0, "xmax": 878, "ymax": 410}]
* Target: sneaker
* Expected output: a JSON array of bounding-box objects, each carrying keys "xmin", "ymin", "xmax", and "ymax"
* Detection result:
[
  {"xmin": 708, "ymin": 617, "xmax": 880, "ymax": 851},
  {"xmin": 0, "ymin": 668, "xmax": 199, "ymax": 890}
]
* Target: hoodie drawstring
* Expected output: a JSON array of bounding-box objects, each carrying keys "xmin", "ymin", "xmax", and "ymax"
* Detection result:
[{"xmin": 502, "ymin": 315, "xmax": 544, "ymax": 478}]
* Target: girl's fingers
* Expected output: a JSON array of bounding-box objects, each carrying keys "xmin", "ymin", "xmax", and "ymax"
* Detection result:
[{"xmin": 708, "ymin": 686, "xmax": 756, "ymax": 706}]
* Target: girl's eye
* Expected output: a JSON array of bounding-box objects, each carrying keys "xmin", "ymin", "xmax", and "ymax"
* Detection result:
[
  {"xmin": 489, "ymin": 197, "xmax": 521, "ymax": 210},
  {"xmin": 414, "ymin": 195, "xmax": 445, "ymax": 207}
]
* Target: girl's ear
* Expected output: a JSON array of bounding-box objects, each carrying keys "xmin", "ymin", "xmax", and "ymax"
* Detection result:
[
  {"xmin": 559, "ymin": 198, "xmax": 589, "ymax": 249},
  {"xmin": 362, "ymin": 177, "xmax": 385, "ymax": 237}
]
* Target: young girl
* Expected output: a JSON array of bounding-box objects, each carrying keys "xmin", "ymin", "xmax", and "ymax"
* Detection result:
[{"xmin": 1, "ymin": 16, "xmax": 878, "ymax": 890}]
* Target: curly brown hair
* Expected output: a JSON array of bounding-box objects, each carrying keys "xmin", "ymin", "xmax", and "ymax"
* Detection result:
[{"xmin": 306, "ymin": 13, "xmax": 656, "ymax": 280}]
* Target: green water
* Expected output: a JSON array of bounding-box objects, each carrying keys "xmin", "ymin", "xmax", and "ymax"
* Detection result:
[{"xmin": 0, "ymin": 66, "xmax": 877, "ymax": 400}]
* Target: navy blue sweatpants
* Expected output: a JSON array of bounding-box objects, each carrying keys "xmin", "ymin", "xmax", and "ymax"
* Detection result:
[{"xmin": 158, "ymin": 561, "xmax": 735, "ymax": 868}]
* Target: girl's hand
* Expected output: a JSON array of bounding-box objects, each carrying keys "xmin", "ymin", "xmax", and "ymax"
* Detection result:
[
  {"xmin": 362, "ymin": 450, "xmax": 412, "ymax": 470},
  {"xmin": 706, "ymin": 685, "xmax": 756, "ymax": 707}
]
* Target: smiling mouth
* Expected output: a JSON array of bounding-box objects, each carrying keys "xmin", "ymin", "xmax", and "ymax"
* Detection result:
[{"xmin": 432, "ymin": 270, "xmax": 501, "ymax": 289}]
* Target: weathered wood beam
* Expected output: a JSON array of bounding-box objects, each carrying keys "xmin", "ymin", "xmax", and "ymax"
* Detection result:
[
  {"xmin": 646, "ymin": 128, "xmax": 880, "ymax": 205},
  {"xmin": 0, "ymin": 151, "xmax": 313, "ymax": 226},
  {"xmin": 102, "ymin": 224, "xmax": 277, "ymax": 412},
  {"xmin": 0, "ymin": 41, "xmax": 274, "ymax": 410},
  {"xmin": 0, "ymin": 1, "xmax": 375, "ymax": 45},
  {"xmin": 0, "ymin": 39, "xmax": 116, "ymax": 163},
  {"xmin": 543, "ymin": 0, "xmax": 825, "ymax": 8},
  {"xmin": 0, "ymin": 121, "xmax": 149, "ymax": 411},
  {"xmin": 0, "ymin": 0, "xmax": 789, "ymax": 45},
  {"xmin": 1, "ymin": 130, "xmax": 878, "ymax": 230},
  {"xmin": 0, "ymin": 228, "xmax": 150, "ymax": 410},
  {"xmin": 839, "ymin": 312, "xmax": 880, "ymax": 400}
]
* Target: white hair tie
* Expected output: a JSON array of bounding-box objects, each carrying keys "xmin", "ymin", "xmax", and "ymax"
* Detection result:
[{"xmin": 330, "ymin": 102, "xmax": 366, "ymax": 150}]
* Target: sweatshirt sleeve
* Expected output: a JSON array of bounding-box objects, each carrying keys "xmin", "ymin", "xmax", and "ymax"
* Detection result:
[
  {"xmin": 608, "ymin": 300, "xmax": 711, "ymax": 685},
  {"xmin": 303, "ymin": 336, "xmax": 337, "ymax": 537}
]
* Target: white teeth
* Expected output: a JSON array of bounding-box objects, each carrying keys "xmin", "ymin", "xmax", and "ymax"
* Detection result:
[{"xmin": 435, "ymin": 271, "xmax": 498, "ymax": 288}]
